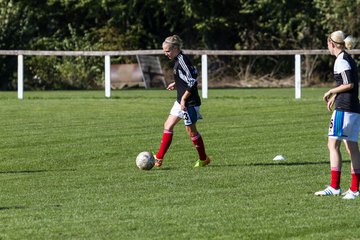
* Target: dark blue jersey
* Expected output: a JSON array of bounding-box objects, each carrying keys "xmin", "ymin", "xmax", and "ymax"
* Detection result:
[
  {"xmin": 173, "ymin": 52, "xmax": 201, "ymax": 107},
  {"xmin": 334, "ymin": 51, "xmax": 360, "ymax": 113}
]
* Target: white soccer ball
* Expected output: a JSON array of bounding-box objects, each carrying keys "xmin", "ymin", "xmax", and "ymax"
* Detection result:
[{"xmin": 136, "ymin": 151, "xmax": 155, "ymax": 170}]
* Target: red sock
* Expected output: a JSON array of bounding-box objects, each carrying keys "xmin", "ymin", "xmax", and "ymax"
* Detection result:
[
  {"xmin": 156, "ymin": 130, "xmax": 173, "ymax": 159},
  {"xmin": 350, "ymin": 169, "xmax": 360, "ymax": 192},
  {"xmin": 191, "ymin": 133, "xmax": 207, "ymax": 160},
  {"xmin": 330, "ymin": 167, "xmax": 341, "ymax": 189}
]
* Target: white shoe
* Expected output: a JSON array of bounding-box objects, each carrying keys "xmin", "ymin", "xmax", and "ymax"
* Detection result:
[
  {"xmin": 314, "ymin": 186, "xmax": 341, "ymax": 196},
  {"xmin": 342, "ymin": 189, "xmax": 359, "ymax": 200}
]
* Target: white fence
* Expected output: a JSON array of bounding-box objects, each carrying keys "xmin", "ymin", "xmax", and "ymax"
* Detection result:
[{"xmin": 2, "ymin": 49, "xmax": 360, "ymax": 99}]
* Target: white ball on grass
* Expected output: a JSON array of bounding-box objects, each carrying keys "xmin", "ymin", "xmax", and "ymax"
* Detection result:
[{"xmin": 136, "ymin": 151, "xmax": 155, "ymax": 170}]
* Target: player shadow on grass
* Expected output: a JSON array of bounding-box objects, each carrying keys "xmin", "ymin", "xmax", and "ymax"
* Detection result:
[
  {"xmin": 248, "ymin": 160, "xmax": 350, "ymax": 167},
  {"xmin": 208, "ymin": 160, "xmax": 350, "ymax": 167},
  {"xmin": 154, "ymin": 160, "xmax": 351, "ymax": 168},
  {"xmin": 0, "ymin": 206, "xmax": 27, "ymax": 211},
  {"xmin": 0, "ymin": 169, "xmax": 76, "ymax": 174},
  {"xmin": 0, "ymin": 204, "xmax": 62, "ymax": 211}
]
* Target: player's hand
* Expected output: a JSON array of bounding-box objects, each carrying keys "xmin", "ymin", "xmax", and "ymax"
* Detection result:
[
  {"xmin": 323, "ymin": 90, "xmax": 332, "ymax": 102},
  {"xmin": 167, "ymin": 82, "xmax": 175, "ymax": 90},
  {"xmin": 327, "ymin": 95, "xmax": 336, "ymax": 111},
  {"xmin": 180, "ymin": 99, "xmax": 186, "ymax": 111}
]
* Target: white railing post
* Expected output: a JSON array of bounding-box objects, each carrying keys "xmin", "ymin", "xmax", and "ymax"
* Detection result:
[
  {"xmin": 295, "ymin": 54, "xmax": 301, "ymax": 99},
  {"xmin": 105, "ymin": 55, "xmax": 111, "ymax": 98},
  {"xmin": 17, "ymin": 54, "xmax": 24, "ymax": 99},
  {"xmin": 201, "ymin": 54, "xmax": 208, "ymax": 99}
]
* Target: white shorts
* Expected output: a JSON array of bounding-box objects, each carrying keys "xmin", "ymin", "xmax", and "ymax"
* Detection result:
[
  {"xmin": 328, "ymin": 110, "xmax": 360, "ymax": 142},
  {"xmin": 170, "ymin": 101, "xmax": 202, "ymax": 126}
]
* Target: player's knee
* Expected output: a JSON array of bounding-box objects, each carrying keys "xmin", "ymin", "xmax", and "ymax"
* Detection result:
[
  {"xmin": 328, "ymin": 138, "xmax": 340, "ymax": 147},
  {"xmin": 345, "ymin": 141, "xmax": 360, "ymax": 154},
  {"xmin": 185, "ymin": 127, "xmax": 197, "ymax": 137}
]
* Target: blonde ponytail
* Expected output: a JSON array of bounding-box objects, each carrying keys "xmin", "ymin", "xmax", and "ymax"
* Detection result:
[
  {"xmin": 344, "ymin": 35, "xmax": 357, "ymax": 50},
  {"xmin": 329, "ymin": 30, "xmax": 357, "ymax": 50}
]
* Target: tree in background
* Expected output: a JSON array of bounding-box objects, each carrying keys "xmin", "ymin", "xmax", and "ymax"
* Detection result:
[
  {"xmin": 0, "ymin": 0, "xmax": 34, "ymax": 89},
  {"xmin": 0, "ymin": 0, "xmax": 359, "ymax": 90},
  {"xmin": 313, "ymin": 0, "xmax": 360, "ymax": 83}
]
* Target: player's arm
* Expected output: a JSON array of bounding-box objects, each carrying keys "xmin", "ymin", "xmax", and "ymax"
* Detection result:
[
  {"xmin": 324, "ymin": 65, "xmax": 354, "ymax": 102},
  {"xmin": 323, "ymin": 83, "xmax": 353, "ymax": 102},
  {"xmin": 180, "ymin": 90, "xmax": 191, "ymax": 111}
]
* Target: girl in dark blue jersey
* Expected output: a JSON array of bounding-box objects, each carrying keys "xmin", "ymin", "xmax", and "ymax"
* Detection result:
[
  {"xmin": 315, "ymin": 31, "xmax": 360, "ymax": 199},
  {"xmin": 154, "ymin": 35, "xmax": 210, "ymax": 168}
]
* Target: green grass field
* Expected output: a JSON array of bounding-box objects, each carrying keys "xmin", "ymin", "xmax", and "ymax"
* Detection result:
[{"xmin": 1, "ymin": 88, "xmax": 360, "ymax": 239}]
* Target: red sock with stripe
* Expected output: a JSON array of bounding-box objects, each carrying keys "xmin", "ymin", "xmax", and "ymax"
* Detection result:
[
  {"xmin": 350, "ymin": 169, "xmax": 360, "ymax": 192},
  {"xmin": 191, "ymin": 133, "xmax": 206, "ymax": 161},
  {"xmin": 330, "ymin": 167, "xmax": 341, "ymax": 189},
  {"xmin": 156, "ymin": 130, "xmax": 173, "ymax": 159}
]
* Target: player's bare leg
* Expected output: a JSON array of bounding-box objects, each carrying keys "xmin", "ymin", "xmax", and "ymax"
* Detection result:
[{"xmin": 315, "ymin": 138, "xmax": 342, "ymax": 196}]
